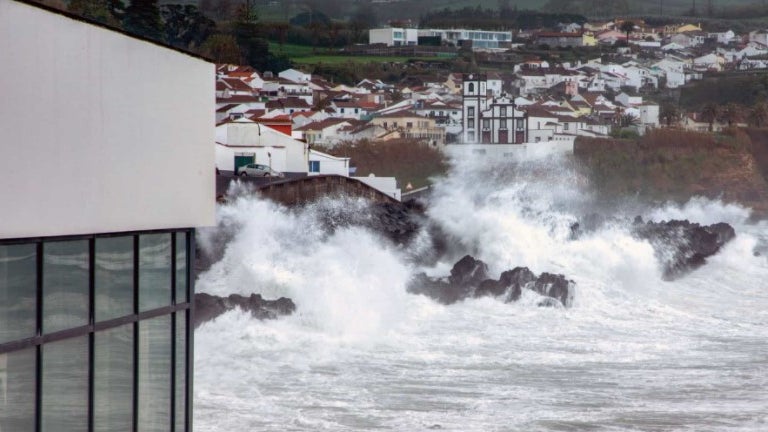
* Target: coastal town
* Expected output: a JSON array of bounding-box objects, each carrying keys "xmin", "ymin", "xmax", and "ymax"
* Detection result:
[
  {"xmin": 211, "ymin": 17, "xmax": 768, "ymax": 197},
  {"xmin": 3, "ymin": 2, "xmax": 768, "ymax": 431}
]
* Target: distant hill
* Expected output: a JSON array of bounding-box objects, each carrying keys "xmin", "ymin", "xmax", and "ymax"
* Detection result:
[{"xmin": 256, "ymin": 0, "xmax": 766, "ymax": 22}]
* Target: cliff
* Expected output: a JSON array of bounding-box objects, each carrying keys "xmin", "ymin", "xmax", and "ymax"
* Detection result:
[{"xmin": 574, "ymin": 129, "xmax": 768, "ymax": 217}]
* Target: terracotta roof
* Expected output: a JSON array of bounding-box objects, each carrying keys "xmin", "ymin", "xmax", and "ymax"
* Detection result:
[
  {"xmin": 216, "ymin": 95, "xmax": 261, "ymax": 104},
  {"xmin": 220, "ymin": 78, "xmax": 253, "ymax": 92},
  {"xmin": 375, "ymin": 109, "xmax": 423, "ymax": 119},
  {"xmin": 216, "ymin": 103, "xmax": 242, "ymax": 113},
  {"xmin": 266, "ymin": 97, "xmax": 311, "ymax": 109},
  {"xmin": 294, "ymin": 118, "xmax": 349, "ymax": 132}
]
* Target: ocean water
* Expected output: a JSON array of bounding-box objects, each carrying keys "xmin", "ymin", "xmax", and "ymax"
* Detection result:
[{"xmin": 194, "ymin": 155, "xmax": 768, "ymax": 431}]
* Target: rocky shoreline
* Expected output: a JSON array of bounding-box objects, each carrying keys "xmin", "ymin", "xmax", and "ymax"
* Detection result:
[{"xmin": 194, "ymin": 197, "xmax": 739, "ymax": 327}]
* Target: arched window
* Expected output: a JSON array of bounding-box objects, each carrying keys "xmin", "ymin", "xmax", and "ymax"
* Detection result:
[{"xmin": 468, "ymin": 83, "xmax": 474, "ymax": 93}]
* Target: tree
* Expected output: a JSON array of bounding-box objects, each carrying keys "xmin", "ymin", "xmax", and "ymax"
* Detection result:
[
  {"xmin": 123, "ymin": 0, "xmax": 162, "ymax": 41},
  {"xmin": 721, "ymin": 103, "xmax": 743, "ymax": 127},
  {"xmin": 749, "ymin": 101, "xmax": 768, "ymax": 127},
  {"xmin": 160, "ymin": 4, "xmax": 215, "ymax": 49},
  {"xmin": 199, "ymin": 33, "xmax": 242, "ymax": 64},
  {"xmin": 701, "ymin": 103, "xmax": 720, "ymax": 132},
  {"xmin": 619, "ymin": 20, "xmax": 635, "ymax": 44},
  {"xmin": 68, "ymin": 0, "xmax": 122, "ymax": 25},
  {"xmin": 660, "ymin": 102, "xmax": 680, "ymax": 127},
  {"xmin": 234, "ymin": 0, "xmax": 258, "ymax": 23},
  {"xmin": 349, "ymin": 3, "xmax": 377, "ymax": 42},
  {"xmin": 290, "ymin": 10, "xmax": 330, "ymax": 27},
  {"xmin": 618, "ymin": 113, "xmax": 640, "ymax": 128}
]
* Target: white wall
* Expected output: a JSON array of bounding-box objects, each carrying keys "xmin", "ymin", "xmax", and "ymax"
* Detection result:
[
  {"xmin": 445, "ymin": 140, "xmax": 574, "ymax": 160},
  {"xmin": 216, "ymin": 122, "xmax": 307, "ymax": 173},
  {"xmin": 215, "ymin": 144, "xmax": 288, "ymax": 172},
  {"xmin": 308, "ymin": 150, "xmax": 349, "ymax": 176},
  {"xmin": 352, "ymin": 176, "xmax": 401, "ymax": 201},
  {"xmin": 0, "ymin": 0, "xmax": 215, "ymax": 239}
]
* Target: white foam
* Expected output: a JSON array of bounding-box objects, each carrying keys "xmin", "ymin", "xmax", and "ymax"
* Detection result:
[{"xmin": 195, "ymin": 154, "xmax": 768, "ymax": 431}]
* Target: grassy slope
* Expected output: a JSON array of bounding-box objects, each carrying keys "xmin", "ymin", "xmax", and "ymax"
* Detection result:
[
  {"xmin": 319, "ymin": 139, "xmax": 449, "ymax": 189},
  {"xmin": 574, "ymin": 129, "xmax": 768, "ymax": 215}
]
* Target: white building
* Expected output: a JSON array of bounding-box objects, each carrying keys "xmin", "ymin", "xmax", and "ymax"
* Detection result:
[
  {"xmin": 216, "ymin": 119, "xmax": 308, "ymax": 174},
  {"xmin": 368, "ymin": 27, "xmax": 418, "ymax": 46},
  {"xmin": 308, "ymin": 150, "xmax": 350, "ymax": 176},
  {"xmin": 278, "ymin": 68, "xmax": 312, "ymax": 83},
  {"xmin": 0, "ymin": 1, "xmax": 212, "ymax": 430},
  {"xmin": 462, "ymin": 74, "xmax": 528, "ymax": 144},
  {"xmin": 368, "ymin": 27, "xmax": 512, "ymax": 50},
  {"xmin": 418, "ymin": 28, "xmax": 512, "ymax": 49}
]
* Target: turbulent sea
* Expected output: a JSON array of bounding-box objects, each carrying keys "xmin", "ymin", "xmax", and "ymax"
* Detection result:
[{"xmin": 194, "ymin": 155, "xmax": 768, "ymax": 431}]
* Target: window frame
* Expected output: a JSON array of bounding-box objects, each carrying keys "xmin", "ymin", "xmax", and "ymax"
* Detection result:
[{"xmin": 0, "ymin": 228, "xmax": 194, "ymax": 432}]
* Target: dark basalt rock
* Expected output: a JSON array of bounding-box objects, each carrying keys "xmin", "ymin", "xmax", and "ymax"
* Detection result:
[
  {"xmin": 408, "ymin": 255, "xmax": 574, "ymax": 307},
  {"xmin": 449, "ymin": 255, "xmax": 489, "ymax": 287},
  {"xmin": 532, "ymin": 272, "xmax": 572, "ymax": 306},
  {"xmin": 632, "ymin": 219, "xmax": 736, "ymax": 280},
  {"xmin": 475, "ymin": 267, "xmax": 536, "ymax": 302},
  {"xmin": 194, "ymin": 293, "xmax": 296, "ymax": 328}
]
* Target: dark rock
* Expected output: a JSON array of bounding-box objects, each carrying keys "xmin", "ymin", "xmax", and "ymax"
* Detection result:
[
  {"xmin": 407, "ymin": 272, "xmax": 469, "ymax": 305},
  {"xmin": 475, "ymin": 267, "xmax": 536, "ymax": 302},
  {"xmin": 449, "ymin": 255, "xmax": 489, "ymax": 287},
  {"xmin": 532, "ymin": 272, "xmax": 573, "ymax": 307},
  {"xmin": 537, "ymin": 297, "xmax": 562, "ymax": 308},
  {"xmin": 408, "ymin": 255, "xmax": 575, "ymax": 307},
  {"xmin": 632, "ymin": 219, "xmax": 736, "ymax": 280},
  {"xmin": 194, "ymin": 292, "xmax": 296, "ymax": 328}
]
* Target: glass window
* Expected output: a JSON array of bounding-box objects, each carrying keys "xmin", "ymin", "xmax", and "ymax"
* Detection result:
[
  {"xmin": 482, "ymin": 119, "xmax": 490, "ymax": 129},
  {"xmin": 138, "ymin": 315, "xmax": 171, "ymax": 432},
  {"xmin": 94, "ymin": 324, "xmax": 134, "ymax": 432},
  {"xmin": 95, "ymin": 236, "xmax": 134, "ymax": 321},
  {"xmin": 139, "ymin": 234, "xmax": 171, "ymax": 312},
  {"xmin": 500, "ymin": 106, "xmax": 507, "ymax": 117},
  {"xmin": 41, "ymin": 335, "xmax": 89, "ymax": 432},
  {"xmin": 468, "ymin": 107, "xmax": 475, "ymax": 117},
  {"xmin": 43, "ymin": 240, "xmax": 89, "ymax": 334},
  {"xmin": 175, "ymin": 312, "xmax": 187, "ymax": 432},
  {"xmin": 175, "ymin": 233, "xmax": 187, "ymax": 304},
  {"xmin": 500, "ymin": 119, "xmax": 507, "ymax": 129},
  {"xmin": 0, "ymin": 244, "xmax": 36, "ymax": 344},
  {"xmin": 0, "ymin": 348, "xmax": 36, "ymax": 432}
]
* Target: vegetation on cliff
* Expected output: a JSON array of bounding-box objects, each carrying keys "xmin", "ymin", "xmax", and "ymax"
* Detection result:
[
  {"xmin": 321, "ymin": 139, "xmax": 449, "ymax": 190},
  {"xmin": 574, "ymin": 129, "xmax": 768, "ymax": 215}
]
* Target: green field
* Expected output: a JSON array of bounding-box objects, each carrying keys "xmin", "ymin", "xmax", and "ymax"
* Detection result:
[
  {"xmin": 268, "ymin": 42, "xmax": 317, "ymax": 58},
  {"xmin": 292, "ymin": 55, "xmax": 447, "ymax": 65},
  {"xmin": 268, "ymin": 42, "xmax": 452, "ymax": 66}
]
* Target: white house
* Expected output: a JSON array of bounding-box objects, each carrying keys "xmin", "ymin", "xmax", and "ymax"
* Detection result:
[
  {"xmin": 278, "ymin": 68, "xmax": 311, "ymax": 83},
  {"xmin": 615, "ymin": 92, "xmax": 642, "ymax": 107},
  {"xmin": 215, "ymin": 119, "xmax": 308, "ymax": 174},
  {"xmin": 652, "ymin": 58, "xmax": 686, "ymax": 88},
  {"xmin": 638, "ymin": 104, "xmax": 660, "ymax": 127},
  {"xmin": 709, "ymin": 30, "xmax": 736, "ymax": 44},
  {"xmin": 693, "ymin": 53, "xmax": 724, "ymax": 72},
  {"xmin": 308, "ymin": 149, "xmax": 350, "ymax": 176},
  {"xmin": 369, "ymin": 27, "xmax": 419, "ymax": 46}
]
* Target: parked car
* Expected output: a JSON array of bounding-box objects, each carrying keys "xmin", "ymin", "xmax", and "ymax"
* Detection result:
[{"xmin": 236, "ymin": 164, "xmax": 284, "ymax": 178}]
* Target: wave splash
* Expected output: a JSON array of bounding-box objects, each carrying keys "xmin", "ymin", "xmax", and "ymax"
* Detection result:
[{"xmin": 195, "ymin": 154, "xmax": 768, "ymax": 431}]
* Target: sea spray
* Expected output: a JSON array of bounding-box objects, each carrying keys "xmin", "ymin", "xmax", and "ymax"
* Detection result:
[{"xmin": 195, "ymin": 154, "xmax": 768, "ymax": 431}]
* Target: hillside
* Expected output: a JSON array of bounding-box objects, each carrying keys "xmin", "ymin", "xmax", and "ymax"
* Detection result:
[{"xmin": 574, "ymin": 129, "xmax": 768, "ymax": 217}]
